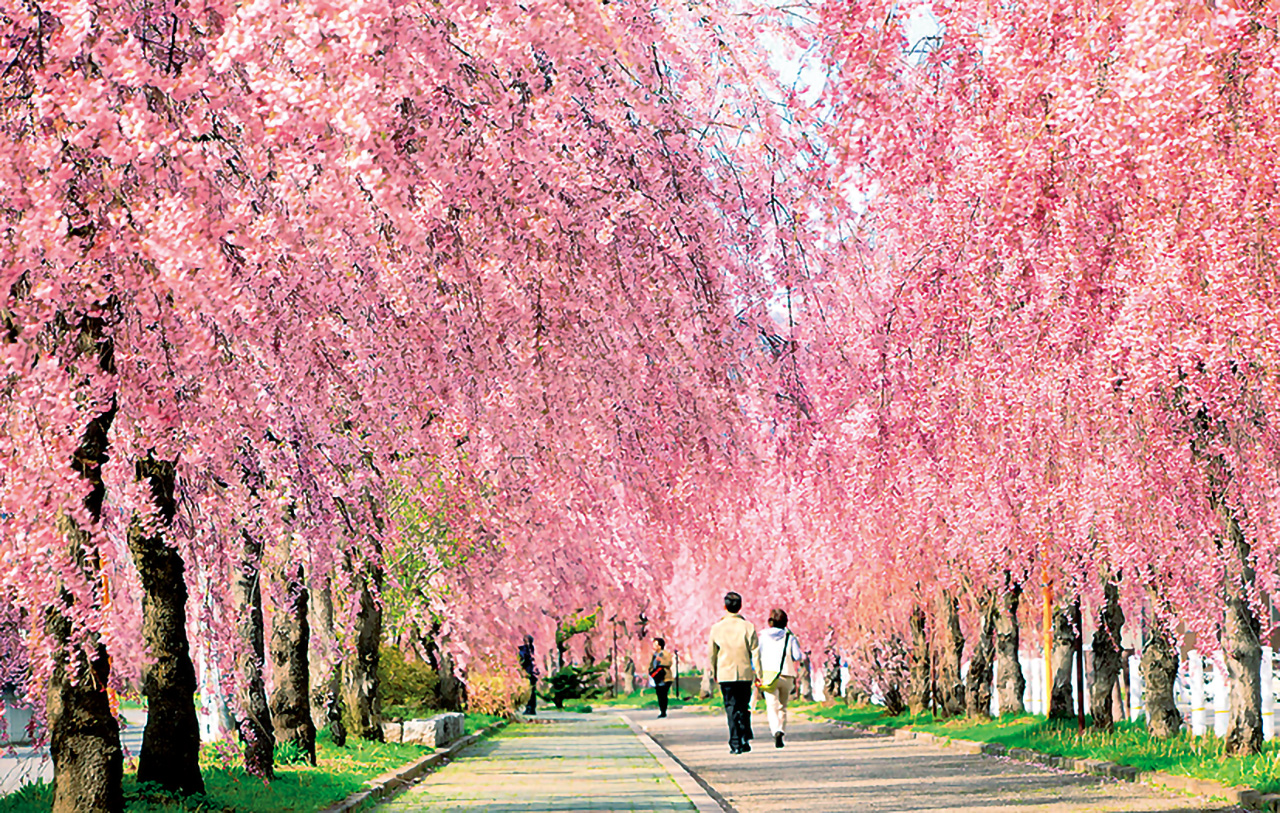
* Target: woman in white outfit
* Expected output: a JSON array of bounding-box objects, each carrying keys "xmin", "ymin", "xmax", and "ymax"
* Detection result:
[{"xmin": 757, "ymin": 608, "xmax": 803, "ymax": 748}]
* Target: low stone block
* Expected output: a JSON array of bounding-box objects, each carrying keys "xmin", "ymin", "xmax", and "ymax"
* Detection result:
[
  {"xmin": 950, "ymin": 739, "xmax": 984, "ymax": 754},
  {"xmin": 1108, "ymin": 764, "xmax": 1138, "ymax": 781},
  {"xmin": 1231, "ymin": 787, "xmax": 1262, "ymax": 808},
  {"xmin": 400, "ymin": 713, "xmax": 466, "ymax": 748},
  {"xmin": 893, "ymin": 728, "xmax": 915, "ymax": 740},
  {"xmin": 981, "ymin": 742, "xmax": 1006, "ymax": 756},
  {"xmin": 1258, "ymin": 792, "xmax": 1280, "ymax": 811},
  {"xmin": 1007, "ymin": 748, "xmax": 1034, "ymax": 761},
  {"xmin": 382, "ymin": 722, "xmax": 402, "ymax": 744},
  {"xmin": 1080, "ymin": 758, "xmax": 1108, "ymax": 775}
]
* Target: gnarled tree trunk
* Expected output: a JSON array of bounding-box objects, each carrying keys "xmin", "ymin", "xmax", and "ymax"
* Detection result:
[
  {"xmin": 342, "ymin": 559, "xmax": 383, "ymax": 740},
  {"xmin": 965, "ymin": 592, "xmax": 997, "ymax": 719},
  {"xmin": 1140, "ymin": 626, "xmax": 1182, "ymax": 738},
  {"xmin": 270, "ymin": 562, "xmax": 316, "ymax": 764},
  {"xmin": 937, "ymin": 592, "xmax": 965, "ymax": 717},
  {"xmin": 824, "ymin": 651, "xmax": 842, "ymax": 703},
  {"xmin": 128, "ymin": 456, "xmax": 204, "ymax": 794},
  {"xmin": 308, "ymin": 572, "xmax": 345, "ymax": 745},
  {"xmin": 1090, "ymin": 582, "xmax": 1124, "ymax": 731},
  {"xmin": 1048, "ymin": 605, "xmax": 1077, "ymax": 719},
  {"xmin": 48, "ymin": 313, "xmax": 123, "ymax": 813},
  {"xmin": 233, "ymin": 531, "xmax": 274, "ymax": 777},
  {"xmin": 796, "ymin": 655, "xmax": 813, "ymax": 701},
  {"xmin": 907, "ymin": 607, "xmax": 931, "ymax": 715},
  {"xmin": 1222, "ymin": 512, "xmax": 1262, "ymax": 755},
  {"xmin": 995, "ymin": 583, "xmax": 1025, "ymax": 715}
]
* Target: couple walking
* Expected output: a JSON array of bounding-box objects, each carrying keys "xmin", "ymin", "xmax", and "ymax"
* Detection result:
[{"xmin": 706, "ymin": 591, "xmax": 803, "ymax": 753}]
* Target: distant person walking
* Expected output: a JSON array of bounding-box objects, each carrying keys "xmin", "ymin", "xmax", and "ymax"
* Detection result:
[
  {"xmin": 518, "ymin": 634, "xmax": 539, "ymax": 716},
  {"xmin": 707, "ymin": 591, "xmax": 760, "ymax": 754},
  {"xmin": 649, "ymin": 638, "xmax": 674, "ymax": 718},
  {"xmin": 757, "ymin": 608, "xmax": 803, "ymax": 748}
]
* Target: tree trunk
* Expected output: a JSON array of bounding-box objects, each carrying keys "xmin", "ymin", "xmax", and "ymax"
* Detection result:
[
  {"xmin": 308, "ymin": 572, "xmax": 345, "ymax": 745},
  {"xmin": 824, "ymin": 651, "xmax": 842, "ymax": 703},
  {"xmin": 965, "ymin": 592, "xmax": 997, "ymax": 719},
  {"xmin": 1140, "ymin": 626, "xmax": 1182, "ymax": 738},
  {"xmin": 1223, "ymin": 513, "xmax": 1262, "ymax": 755},
  {"xmin": 1048, "ymin": 606, "xmax": 1076, "ymax": 719},
  {"xmin": 342, "ymin": 561, "xmax": 383, "ymax": 740},
  {"xmin": 1090, "ymin": 582, "xmax": 1125, "ymax": 731},
  {"xmin": 48, "ymin": 313, "xmax": 123, "ymax": 813},
  {"xmin": 995, "ymin": 583, "xmax": 1026, "ymax": 715},
  {"xmin": 233, "ymin": 531, "xmax": 274, "ymax": 777},
  {"xmin": 270, "ymin": 563, "xmax": 316, "ymax": 764},
  {"xmin": 621, "ymin": 655, "xmax": 636, "ymax": 695},
  {"xmin": 796, "ymin": 655, "xmax": 813, "ymax": 701},
  {"xmin": 907, "ymin": 607, "xmax": 931, "ymax": 715},
  {"xmin": 937, "ymin": 592, "xmax": 965, "ymax": 717},
  {"xmin": 439, "ymin": 650, "xmax": 467, "ymax": 711},
  {"xmin": 127, "ymin": 457, "xmax": 204, "ymax": 794}
]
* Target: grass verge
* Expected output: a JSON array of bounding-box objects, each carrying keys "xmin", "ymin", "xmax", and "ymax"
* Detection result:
[
  {"xmin": 801, "ymin": 701, "xmax": 1280, "ymax": 793},
  {"xmin": 0, "ymin": 719, "xmax": 504, "ymax": 812}
]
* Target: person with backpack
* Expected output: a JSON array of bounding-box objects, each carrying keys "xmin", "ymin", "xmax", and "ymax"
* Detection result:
[
  {"xmin": 649, "ymin": 637, "xmax": 674, "ymax": 718},
  {"xmin": 757, "ymin": 608, "xmax": 803, "ymax": 748}
]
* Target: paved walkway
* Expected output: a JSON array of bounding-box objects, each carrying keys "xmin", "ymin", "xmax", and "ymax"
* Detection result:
[
  {"xmin": 0, "ymin": 709, "xmax": 145, "ymax": 794},
  {"xmin": 382, "ymin": 712, "xmax": 703, "ymax": 812},
  {"xmin": 642, "ymin": 707, "xmax": 1231, "ymax": 812}
]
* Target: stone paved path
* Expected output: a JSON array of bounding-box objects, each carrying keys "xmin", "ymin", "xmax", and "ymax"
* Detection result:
[
  {"xmin": 382, "ymin": 712, "xmax": 698, "ymax": 812},
  {"xmin": 642, "ymin": 707, "xmax": 1234, "ymax": 812}
]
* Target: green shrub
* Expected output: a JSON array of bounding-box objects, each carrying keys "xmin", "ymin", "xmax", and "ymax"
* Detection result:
[
  {"xmin": 379, "ymin": 646, "xmax": 441, "ymax": 717},
  {"xmin": 541, "ymin": 663, "xmax": 608, "ymax": 709}
]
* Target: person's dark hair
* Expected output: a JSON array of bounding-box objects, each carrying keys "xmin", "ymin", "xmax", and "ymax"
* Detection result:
[
  {"xmin": 655, "ymin": 637, "xmax": 666, "ymax": 649},
  {"xmin": 724, "ymin": 591, "xmax": 742, "ymax": 613},
  {"xmin": 769, "ymin": 608, "xmax": 788, "ymax": 629}
]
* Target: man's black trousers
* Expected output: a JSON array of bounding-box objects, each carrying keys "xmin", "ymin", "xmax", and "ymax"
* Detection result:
[{"xmin": 719, "ymin": 681, "xmax": 754, "ymax": 750}]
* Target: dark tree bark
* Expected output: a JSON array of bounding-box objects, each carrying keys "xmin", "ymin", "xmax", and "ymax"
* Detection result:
[
  {"xmin": 1222, "ymin": 512, "xmax": 1262, "ymax": 755},
  {"xmin": 907, "ymin": 607, "xmax": 931, "ymax": 715},
  {"xmin": 342, "ymin": 559, "xmax": 383, "ymax": 740},
  {"xmin": 127, "ymin": 457, "xmax": 204, "ymax": 794},
  {"xmin": 48, "ymin": 313, "xmax": 123, "ymax": 813},
  {"xmin": 796, "ymin": 655, "xmax": 813, "ymax": 701},
  {"xmin": 308, "ymin": 572, "xmax": 346, "ymax": 745},
  {"xmin": 1140, "ymin": 626, "xmax": 1182, "ymax": 738},
  {"xmin": 439, "ymin": 650, "xmax": 466, "ymax": 711},
  {"xmin": 937, "ymin": 592, "xmax": 965, "ymax": 717},
  {"xmin": 995, "ymin": 582, "xmax": 1026, "ymax": 715},
  {"xmin": 824, "ymin": 651, "xmax": 842, "ymax": 703},
  {"xmin": 965, "ymin": 592, "xmax": 997, "ymax": 719},
  {"xmin": 1048, "ymin": 606, "xmax": 1077, "ymax": 719},
  {"xmin": 233, "ymin": 531, "xmax": 274, "ymax": 777},
  {"xmin": 1090, "ymin": 582, "xmax": 1125, "ymax": 731},
  {"xmin": 270, "ymin": 563, "xmax": 316, "ymax": 764}
]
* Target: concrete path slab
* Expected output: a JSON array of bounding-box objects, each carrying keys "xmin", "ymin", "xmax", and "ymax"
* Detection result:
[
  {"xmin": 639, "ymin": 708, "xmax": 1235, "ymax": 813},
  {"xmin": 381, "ymin": 712, "xmax": 706, "ymax": 812}
]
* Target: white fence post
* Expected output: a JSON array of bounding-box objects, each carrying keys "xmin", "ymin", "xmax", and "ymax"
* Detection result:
[
  {"xmin": 1128, "ymin": 654, "xmax": 1143, "ymax": 722},
  {"xmin": 1263, "ymin": 646, "xmax": 1274, "ymax": 741},
  {"xmin": 1190, "ymin": 650, "xmax": 1206, "ymax": 736},
  {"xmin": 1213, "ymin": 658, "xmax": 1229, "ymax": 737}
]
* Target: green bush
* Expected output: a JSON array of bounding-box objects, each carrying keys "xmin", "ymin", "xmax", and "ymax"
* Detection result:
[
  {"xmin": 379, "ymin": 646, "xmax": 441, "ymax": 717},
  {"xmin": 541, "ymin": 663, "xmax": 608, "ymax": 709}
]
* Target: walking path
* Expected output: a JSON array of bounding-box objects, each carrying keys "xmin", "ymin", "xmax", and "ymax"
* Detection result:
[
  {"xmin": 643, "ymin": 707, "xmax": 1229, "ymax": 812},
  {"xmin": 383, "ymin": 707, "xmax": 1238, "ymax": 813},
  {"xmin": 382, "ymin": 711, "xmax": 712, "ymax": 812}
]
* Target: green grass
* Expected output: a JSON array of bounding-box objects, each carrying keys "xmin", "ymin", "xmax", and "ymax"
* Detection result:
[
  {"xmin": 584, "ymin": 687, "xmax": 719, "ymax": 710},
  {"xmin": 802, "ymin": 702, "xmax": 1280, "ymax": 793},
  {"xmin": 0, "ymin": 721, "xmax": 506, "ymax": 812}
]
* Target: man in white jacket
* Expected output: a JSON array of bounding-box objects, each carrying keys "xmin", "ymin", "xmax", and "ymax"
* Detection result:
[{"xmin": 758, "ymin": 608, "xmax": 803, "ymax": 748}]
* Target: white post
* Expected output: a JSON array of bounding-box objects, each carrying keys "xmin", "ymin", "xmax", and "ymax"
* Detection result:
[
  {"xmin": 1129, "ymin": 654, "xmax": 1143, "ymax": 722},
  {"xmin": 1212, "ymin": 658, "xmax": 1229, "ymax": 737},
  {"xmin": 1263, "ymin": 647, "xmax": 1274, "ymax": 741},
  {"xmin": 840, "ymin": 661, "xmax": 850, "ymax": 699},
  {"xmin": 991, "ymin": 657, "xmax": 1001, "ymax": 717},
  {"xmin": 812, "ymin": 665, "xmax": 826, "ymax": 703},
  {"xmin": 1190, "ymin": 650, "xmax": 1206, "ymax": 736}
]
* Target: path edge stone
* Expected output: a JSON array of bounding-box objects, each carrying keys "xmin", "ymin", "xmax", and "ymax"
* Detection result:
[
  {"xmin": 798, "ymin": 710, "xmax": 1270, "ymax": 810},
  {"xmin": 618, "ymin": 712, "xmax": 731, "ymax": 813},
  {"xmin": 318, "ymin": 719, "xmax": 508, "ymax": 813}
]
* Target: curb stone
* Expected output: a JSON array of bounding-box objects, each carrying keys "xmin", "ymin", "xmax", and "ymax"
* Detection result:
[
  {"xmin": 619, "ymin": 713, "xmax": 728, "ymax": 813},
  {"xmin": 318, "ymin": 720, "xmax": 507, "ymax": 813},
  {"xmin": 797, "ymin": 710, "xmax": 1272, "ymax": 810}
]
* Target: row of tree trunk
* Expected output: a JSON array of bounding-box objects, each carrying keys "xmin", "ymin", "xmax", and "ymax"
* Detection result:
[{"xmin": 897, "ymin": 560, "xmax": 1264, "ymax": 756}]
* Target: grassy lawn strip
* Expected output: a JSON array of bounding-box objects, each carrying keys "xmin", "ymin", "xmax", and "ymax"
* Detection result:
[
  {"xmin": 581, "ymin": 687, "xmax": 719, "ymax": 711},
  {"xmin": 0, "ymin": 718, "xmax": 504, "ymax": 812},
  {"xmin": 802, "ymin": 702, "xmax": 1280, "ymax": 794}
]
